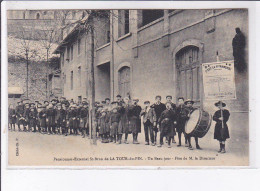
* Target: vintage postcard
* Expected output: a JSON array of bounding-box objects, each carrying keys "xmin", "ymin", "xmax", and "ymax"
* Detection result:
[{"xmin": 6, "ymin": 7, "xmax": 249, "ymax": 167}]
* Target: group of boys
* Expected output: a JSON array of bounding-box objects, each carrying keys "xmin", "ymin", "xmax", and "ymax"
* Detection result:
[
  {"xmin": 94, "ymin": 95, "xmax": 200, "ymax": 150},
  {"xmin": 8, "ymin": 97, "xmax": 89, "ymax": 137},
  {"xmin": 9, "ymin": 95, "xmax": 201, "ymax": 150}
]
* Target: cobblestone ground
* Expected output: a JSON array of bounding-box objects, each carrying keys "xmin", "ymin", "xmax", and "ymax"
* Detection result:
[{"xmin": 7, "ymin": 120, "xmax": 248, "ymax": 167}]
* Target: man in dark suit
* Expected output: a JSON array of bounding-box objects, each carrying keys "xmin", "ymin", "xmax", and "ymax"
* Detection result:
[{"xmin": 140, "ymin": 101, "xmax": 157, "ymax": 146}]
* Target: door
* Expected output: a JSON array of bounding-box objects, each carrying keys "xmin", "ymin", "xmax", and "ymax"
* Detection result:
[
  {"xmin": 176, "ymin": 46, "xmax": 200, "ymax": 103},
  {"xmin": 118, "ymin": 66, "xmax": 130, "ymax": 99}
]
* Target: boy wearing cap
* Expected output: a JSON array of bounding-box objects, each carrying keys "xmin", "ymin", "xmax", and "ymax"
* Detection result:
[
  {"xmin": 55, "ymin": 103, "xmax": 66, "ymax": 135},
  {"xmin": 165, "ymin": 95, "xmax": 177, "ymax": 144},
  {"xmin": 23, "ymin": 103, "xmax": 30, "ymax": 132},
  {"xmin": 140, "ymin": 101, "xmax": 157, "ymax": 146},
  {"xmin": 8, "ymin": 104, "xmax": 16, "ymax": 131},
  {"xmin": 109, "ymin": 103, "xmax": 121, "ymax": 143},
  {"xmin": 68, "ymin": 105, "xmax": 77, "ymax": 135},
  {"xmin": 158, "ymin": 102, "xmax": 177, "ymax": 148},
  {"xmin": 213, "ymin": 101, "xmax": 230, "ymax": 153},
  {"xmin": 176, "ymin": 97, "xmax": 189, "ymax": 147},
  {"xmin": 29, "ymin": 105, "xmax": 38, "ymax": 132},
  {"xmin": 16, "ymin": 101, "xmax": 24, "ymax": 131},
  {"xmin": 99, "ymin": 109, "xmax": 106, "ymax": 143},
  {"xmin": 184, "ymin": 99, "xmax": 201, "ymax": 150},
  {"xmin": 79, "ymin": 103, "xmax": 89, "ymax": 138},
  {"xmin": 128, "ymin": 98, "xmax": 142, "ymax": 144},
  {"xmin": 38, "ymin": 105, "xmax": 47, "ymax": 133},
  {"xmin": 151, "ymin": 95, "xmax": 166, "ymax": 145},
  {"xmin": 46, "ymin": 104, "xmax": 56, "ymax": 135}
]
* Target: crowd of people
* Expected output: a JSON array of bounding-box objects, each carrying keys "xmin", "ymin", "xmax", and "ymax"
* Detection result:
[{"xmin": 8, "ymin": 95, "xmax": 230, "ymax": 153}]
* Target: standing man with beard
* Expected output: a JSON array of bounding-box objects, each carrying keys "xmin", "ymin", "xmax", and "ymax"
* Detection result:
[{"xmin": 151, "ymin": 95, "xmax": 166, "ymax": 145}]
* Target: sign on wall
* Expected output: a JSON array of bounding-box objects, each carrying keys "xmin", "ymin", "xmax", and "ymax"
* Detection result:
[{"xmin": 202, "ymin": 60, "xmax": 236, "ymax": 100}]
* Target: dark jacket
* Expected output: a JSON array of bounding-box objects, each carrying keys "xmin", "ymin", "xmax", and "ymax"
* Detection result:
[
  {"xmin": 213, "ymin": 109, "xmax": 230, "ymax": 141},
  {"xmin": 151, "ymin": 102, "xmax": 166, "ymax": 123}
]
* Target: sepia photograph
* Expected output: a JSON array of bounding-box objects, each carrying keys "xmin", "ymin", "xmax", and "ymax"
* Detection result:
[{"xmin": 6, "ymin": 8, "xmax": 249, "ymax": 166}]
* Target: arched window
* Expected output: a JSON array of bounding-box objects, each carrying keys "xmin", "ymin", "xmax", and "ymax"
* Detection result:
[
  {"xmin": 36, "ymin": 13, "xmax": 40, "ymax": 19},
  {"xmin": 118, "ymin": 66, "xmax": 130, "ymax": 99},
  {"xmin": 176, "ymin": 46, "xmax": 200, "ymax": 102}
]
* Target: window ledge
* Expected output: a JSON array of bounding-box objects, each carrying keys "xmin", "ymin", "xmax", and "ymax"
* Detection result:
[
  {"xmin": 96, "ymin": 42, "xmax": 111, "ymax": 51},
  {"xmin": 137, "ymin": 17, "xmax": 164, "ymax": 32},
  {"xmin": 116, "ymin": 32, "xmax": 132, "ymax": 42}
]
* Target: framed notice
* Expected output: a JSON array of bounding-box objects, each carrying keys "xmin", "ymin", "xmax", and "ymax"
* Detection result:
[{"xmin": 202, "ymin": 61, "xmax": 236, "ymax": 100}]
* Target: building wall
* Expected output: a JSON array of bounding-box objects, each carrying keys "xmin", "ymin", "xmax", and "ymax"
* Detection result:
[
  {"xmin": 59, "ymin": 9, "xmax": 248, "ymax": 112},
  {"xmin": 8, "ymin": 60, "xmax": 49, "ymax": 104}
]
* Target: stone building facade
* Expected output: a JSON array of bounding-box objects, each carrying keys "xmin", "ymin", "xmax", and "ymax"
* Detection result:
[{"xmin": 55, "ymin": 9, "xmax": 248, "ymax": 112}]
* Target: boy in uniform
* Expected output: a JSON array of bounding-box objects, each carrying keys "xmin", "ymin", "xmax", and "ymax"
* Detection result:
[
  {"xmin": 79, "ymin": 102, "xmax": 89, "ymax": 138},
  {"xmin": 46, "ymin": 103, "xmax": 56, "ymax": 135},
  {"xmin": 176, "ymin": 97, "xmax": 189, "ymax": 147},
  {"xmin": 23, "ymin": 103, "xmax": 30, "ymax": 132},
  {"xmin": 140, "ymin": 101, "xmax": 157, "ymax": 146},
  {"xmin": 8, "ymin": 104, "xmax": 16, "ymax": 131},
  {"xmin": 109, "ymin": 102, "xmax": 121, "ymax": 143},
  {"xmin": 151, "ymin": 95, "xmax": 166, "ymax": 145},
  {"xmin": 184, "ymin": 99, "xmax": 201, "ymax": 150},
  {"xmin": 165, "ymin": 95, "xmax": 177, "ymax": 143},
  {"xmin": 158, "ymin": 102, "xmax": 177, "ymax": 148},
  {"xmin": 38, "ymin": 105, "xmax": 47, "ymax": 134},
  {"xmin": 16, "ymin": 101, "xmax": 24, "ymax": 131},
  {"xmin": 29, "ymin": 104, "xmax": 38, "ymax": 132}
]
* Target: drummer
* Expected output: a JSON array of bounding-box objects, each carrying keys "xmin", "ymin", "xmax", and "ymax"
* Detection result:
[{"xmin": 185, "ymin": 99, "xmax": 202, "ymax": 150}]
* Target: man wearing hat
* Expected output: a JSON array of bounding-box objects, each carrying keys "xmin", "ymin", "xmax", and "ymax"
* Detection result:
[
  {"xmin": 140, "ymin": 101, "xmax": 157, "ymax": 146},
  {"xmin": 213, "ymin": 101, "xmax": 230, "ymax": 153},
  {"xmin": 151, "ymin": 95, "xmax": 166, "ymax": 145},
  {"xmin": 184, "ymin": 99, "xmax": 202, "ymax": 150}
]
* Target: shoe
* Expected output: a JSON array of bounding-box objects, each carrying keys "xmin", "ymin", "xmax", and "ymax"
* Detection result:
[
  {"xmin": 48, "ymin": 133, "xmax": 50, "ymax": 135},
  {"xmin": 157, "ymin": 144, "xmax": 162, "ymax": 148},
  {"xmin": 145, "ymin": 142, "xmax": 149, "ymax": 145},
  {"xmin": 196, "ymin": 145, "xmax": 202, "ymax": 150},
  {"xmin": 124, "ymin": 140, "xmax": 129, "ymax": 144},
  {"xmin": 218, "ymin": 149, "xmax": 222, "ymax": 153},
  {"xmin": 188, "ymin": 146, "xmax": 193, "ymax": 150},
  {"xmin": 135, "ymin": 141, "xmax": 140, "ymax": 144},
  {"xmin": 172, "ymin": 140, "xmax": 176, "ymax": 144},
  {"xmin": 151, "ymin": 143, "xmax": 155, "ymax": 146},
  {"xmin": 177, "ymin": 144, "xmax": 181, "ymax": 147},
  {"xmin": 185, "ymin": 143, "xmax": 189, "ymax": 147},
  {"xmin": 168, "ymin": 145, "xmax": 171, "ymax": 148},
  {"xmin": 221, "ymin": 149, "xmax": 226, "ymax": 153}
]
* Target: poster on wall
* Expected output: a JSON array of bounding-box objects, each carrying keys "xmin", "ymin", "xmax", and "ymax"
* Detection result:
[{"xmin": 202, "ymin": 60, "xmax": 236, "ymax": 100}]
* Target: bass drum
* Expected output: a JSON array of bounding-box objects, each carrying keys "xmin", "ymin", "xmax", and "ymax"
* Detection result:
[{"xmin": 185, "ymin": 109, "xmax": 212, "ymax": 138}]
